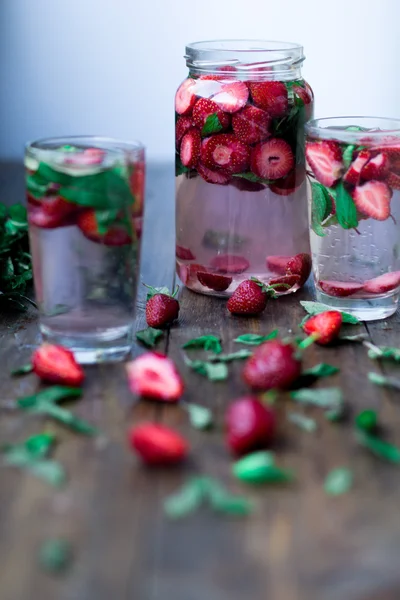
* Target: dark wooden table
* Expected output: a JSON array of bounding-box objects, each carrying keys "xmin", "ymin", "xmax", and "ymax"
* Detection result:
[{"xmin": 1, "ymin": 162, "xmax": 400, "ymax": 600}]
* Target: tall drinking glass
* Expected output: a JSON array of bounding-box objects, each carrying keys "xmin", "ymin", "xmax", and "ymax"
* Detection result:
[{"xmin": 25, "ymin": 136, "xmax": 145, "ymax": 362}]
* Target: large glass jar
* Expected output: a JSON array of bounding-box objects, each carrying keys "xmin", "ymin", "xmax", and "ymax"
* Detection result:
[{"xmin": 175, "ymin": 40, "xmax": 314, "ymax": 296}]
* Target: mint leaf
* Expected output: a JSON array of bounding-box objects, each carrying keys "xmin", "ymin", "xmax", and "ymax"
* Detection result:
[
  {"xmin": 201, "ymin": 113, "xmax": 223, "ymax": 136},
  {"xmin": 340, "ymin": 333, "xmax": 369, "ymax": 342},
  {"xmin": 355, "ymin": 409, "xmax": 378, "ymax": 433},
  {"xmin": 233, "ymin": 172, "xmax": 271, "ymax": 185},
  {"xmin": 311, "ymin": 181, "xmax": 333, "ymax": 237},
  {"xmin": 287, "ymin": 412, "xmax": 317, "ymax": 432},
  {"xmin": 17, "ymin": 386, "xmax": 82, "ymax": 409},
  {"xmin": 164, "ymin": 477, "xmax": 206, "ymax": 519},
  {"xmin": 39, "ymin": 539, "xmax": 72, "ymax": 573},
  {"xmin": 342, "ymin": 144, "xmax": 356, "ymax": 169},
  {"xmin": 11, "ymin": 363, "xmax": 33, "ymax": 376},
  {"xmin": 234, "ymin": 330, "xmax": 278, "ymax": 345},
  {"xmin": 368, "ymin": 372, "xmax": 400, "ymax": 390},
  {"xmin": 206, "ymin": 480, "xmax": 252, "ymax": 515},
  {"xmin": 208, "ymin": 349, "xmax": 252, "ymax": 362},
  {"xmin": 300, "ymin": 301, "xmax": 360, "ymax": 325},
  {"xmin": 324, "ymin": 467, "xmax": 353, "ymax": 496},
  {"xmin": 184, "ymin": 403, "xmax": 214, "ymax": 430},
  {"xmin": 136, "ymin": 327, "xmax": 163, "ymax": 348},
  {"xmin": 356, "ymin": 429, "xmax": 400, "ymax": 464},
  {"xmin": 184, "ymin": 356, "xmax": 228, "ymax": 381},
  {"xmin": 335, "ymin": 181, "xmax": 358, "ymax": 229},
  {"xmin": 363, "ymin": 341, "xmax": 400, "ymax": 362},
  {"xmin": 183, "ymin": 335, "xmax": 222, "ymax": 354},
  {"xmin": 291, "ymin": 387, "xmax": 344, "ymax": 421},
  {"xmin": 302, "ymin": 363, "xmax": 339, "ymax": 378},
  {"xmin": 233, "ymin": 451, "xmax": 294, "ymax": 484}
]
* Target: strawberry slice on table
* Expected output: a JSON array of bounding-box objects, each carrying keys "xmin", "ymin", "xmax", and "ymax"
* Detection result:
[
  {"xmin": 248, "ymin": 81, "xmax": 288, "ymax": 118},
  {"xmin": 32, "ymin": 344, "xmax": 84, "ymax": 386},
  {"xmin": 77, "ymin": 209, "xmax": 132, "ymax": 246},
  {"xmin": 197, "ymin": 271, "xmax": 232, "ymax": 292},
  {"xmin": 176, "ymin": 245, "xmax": 195, "ymax": 261},
  {"xmin": 286, "ymin": 253, "xmax": 312, "ymax": 286},
  {"xmin": 352, "ymin": 181, "xmax": 392, "ymax": 221},
  {"xmin": 319, "ymin": 280, "xmax": 363, "ymax": 297},
  {"xmin": 211, "ymin": 81, "xmax": 249, "ymax": 113},
  {"xmin": 210, "ymin": 254, "xmax": 250, "ymax": 274},
  {"xmin": 175, "ymin": 78, "xmax": 197, "ymax": 115},
  {"xmin": 225, "ymin": 397, "xmax": 276, "ymax": 455},
  {"xmin": 175, "ymin": 116, "xmax": 194, "ymax": 147},
  {"xmin": 251, "ymin": 138, "xmax": 294, "ymax": 180},
  {"xmin": 269, "ymin": 274, "xmax": 300, "ymax": 292},
  {"xmin": 197, "ymin": 163, "xmax": 230, "ymax": 185},
  {"xmin": 128, "ymin": 422, "xmax": 188, "ymax": 466},
  {"xmin": 126, "ymin": 352, "xmax": 184, "ymax": 401},
  {"xmin": 269, "ymin": 165, "xmax": 306, "ymax": 196},
  {"xmin": 232, "ymin": 105, "xmax": 271, "ymax": 145},
  {"xmin": 305, "ymin": 140, "xmax": 343, "ymax": 187},
  {"xmin": 145, "ymin": 286, "xmax": 180, "ymax": 328},
  {"xmin": 343, "ymin": 149, "xmax": 371, "ymax": 186},
  {"xmin": 180, "ymin": 128, "xmax": 201, "ymax": 168},
  {"xmin": 360, "ymin": 152, "xmax": 389, "ymax": 181},
  {"xmin": 227, "ymin": 279, "xmax": 268, "ymax": 315},
  {"xmin": 242, "ymin": 340, "xmax": 302, "ymax": 391},
  {"xmin": 201, "ymin": 134, "xmax": 250, "ymax": 174},
  {"xmin": 363, "ymin": 271, "xmax": 400, "ymax": 294},
  {"xmin": 192, "ymin": 98, "xmax": 231, "ymax": 130},
  {"xmin": 303, "ymin": 310, "xmax": 343, "ymax": 345},
  {"xmin": 266, "ymin": 255, "xmax": 291, "ymax": 275}
]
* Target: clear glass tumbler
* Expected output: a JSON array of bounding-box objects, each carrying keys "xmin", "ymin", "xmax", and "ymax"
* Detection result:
[
  {"xmin": 25, "ymin": 136, "xmax": 145, "ymax": 362},
  {"xmin": 305, "ymin": 117, "xmax": 400, "ymax": 320}
]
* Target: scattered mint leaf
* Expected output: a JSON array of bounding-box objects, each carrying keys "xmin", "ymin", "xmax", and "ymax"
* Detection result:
[
  {"xmin": 136, "ymin": 327, "xmax": 163, "ymax": 348},
  {"xmin": 300, "ymin": 301, "xmax": 360, "ymax": 324},
  {"xmin": 288, "ymin": 412, "xmax": 317, "ymax": 432},
  {"xmin": 234, "ymin": 330, "xmax": 278, "ymax": 345},
  {"xmin": 291, "ymin": 387, "xmax": 344, "ymax": 421},
  {"xmin": 302, "ymin": 363, "xmax": 339, "ymax": 378},
  {"xmin": 201, "ymin": 113, "xmax": 223, "ymax": 136},
  {"xmin": 207, "ymin": 480, "xmax": 252, "ymax": 516},
  {"xmin": 310, "ymin": 181, "xmax": 333, "ymax": 237},
  {"xmin": 356, "ymin": 429, "xmax": 400, "ymax": 464},
  {"xmin": 324, "ymin": 467, "xmax": 353, "ymax": 496},
  {"xmin": 363, "ymin": 341, "xmax": 400, "ymax": 362},
  {"xmin": 184, "ymin": 356, "xmax": 228, "ymax": 381},
  {"xmin": 233, "ymin": 451, "xmax": 294, "ymax": 485},
  {"xmin": 335, "ymin": 181, "xmax": 358, "ymax": 230},
  {"xmin": 355, "ymin": 409, "xmax": 378, "ymax": 433},
  {"xmin": 260, "ymin": 390, "xmax": 278, "ymax": 405},
  {"xmin": 208, "ymin": 349, "xmax": 252, "ymax": 363},
  {"xmin": 182, "ymin": 335, "xmax": 222, "ymax": 354},
  {"xmin": 340, "ymin": 333, "xmax": 369, "ymax": 342},
  {"xmin": 10, "ymin": 363, "xmax": 33, "ymax": 376},
  {"xmin": 232, "ymin": 172, "xmax": 271, "ymax": 185},
  {"xmin": 184, "ymin": 403, "xmax": 214, "ymax": 430},
  {"xmin": 368, "ymin": 372, "xmax": 400, "ymax": 390},
  {"xmin": 39, "ymin": 539, "xmax": 72, "ymax": 573},
  {"xmin": 164, "ymin": 477, "xmax": 206, "ymax": 519},
  {"xmin": 342, "ymin": 145, "xmax": 356, "ymax": 169}
]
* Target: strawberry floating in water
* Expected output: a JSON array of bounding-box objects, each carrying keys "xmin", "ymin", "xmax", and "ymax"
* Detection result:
[
  {"xmin": 269, "ymin": 274, "xmax": 300, "ymax": 292},
  {"xmin": 266, "ymin": 255, "xmax": 291, "ymax": 275},
  {"xmin": 319, "ymin": 280, "xmax": 364, "ymax": 297},
  {"xmin": 197, "ymin": 271, "xmax": 232, "ymax": 292},
  {"xmin": 197, "ymin": 163, "xmax": 230, "ymax": 185},
  {"xmin": 192, "ymin": 98, "xmax": 231, "ymax": 130},
  {"xmin": 175, "ymin": 78, "xmax": 197, "ymax": 115},
  {"xmin": 251, "ymin": 138, "xmax": 294, "ymax": 180},
  {"xmin": 177, "ymin": 263, "xmax": 207, "ymax": 285},
  {"xmin": 363, "ymin": 271, "xmax": 400, "ymax": 294},
  {"xmin": 352, "ymin": 181, "xmax": 392, "ymax": 221},
  {"xmin": 248, "ymin": 81, "xmax": 288, "ymax": 118},
  {"xmin": 232, "ymin": 105, "xmax": 271, "ymax": 145},
  {"xmin": 28, "ymin": 195, "xmax": 78, "ymax": 229},
  {"xmin": 129, "ymin": 422, "xmax": 188, "ymax": 465},
  {"xmin": 64, "ymin": 147, "xmax": 105, "ymax": 166},
  {"xmin": 32, "ymin": 344, "xmax": 84, "ymax": 386},
  {"xmin": 360, "ymin": 152, "xmax": 390, "ymax": 181},
  {"xmin": 176, "ymin": 245, "xmax": 196, "ymax": 261},
  {"xmin": 343, "ymin": 150, "xmax": 371, "ymax": 186},
  {"xmin": 180, "ymin": 129, "xmax": 201, "ymax": 169},
  {"xmin": 293, "ymin": 83, "xmax": 314, "ymax": 119},
  {"xmin": 269, "ymin": 166, "xmax": 306, "ymax": 196},
  {"xmin": 211, "ymin": 81, "xmax": 249, "ymax": 113},
  {"xmin": 201, "ymin": 134, "xmax": 250, "ymax": 174},
  {"xmin": 305, "ymin": 140, "xmax": 343, "ymax": 187},
  {"xmin": 210, "ymin": 254, "xmax": 250, "ymax": 274},
  {"xmin": 126, "ymin": 352, "xmax": 184, "ymax": 401},
  {"xmin": 227, "ymin": 279, "xmax": 272, "ymax": 316},
  {"xmin": 175, "ymin": 116, "xmax": 195, "ymax": 147},
  {"xmin": 225, "ymin": 397, "xmax": 276, "ymax": 455},
  {"xmin": 303, "ymin": 311, "xmax": 343, "ymax": 345},
  {"xmin": 286, "ymin": 253, "xmax": 312, "ymax": 286},
  {"xmin": 77, "ymin": 209, "xmax": 132, "ymax": 246},
  {"xmin": 388, "ymin": 171, "xmax": 400, "ymax": 190},
  {"xmin": 145, "ymin": 285, "xmax": 180, "ymax": 328},
  {"xmin": 242, "ymin": 340, "xmax": 302, "ymax": 391}
]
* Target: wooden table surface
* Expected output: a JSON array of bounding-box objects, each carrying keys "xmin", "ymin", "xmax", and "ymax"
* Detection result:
[{"xmin": 1, "ymin": 162, "xmax": 400, "ymax": 600}]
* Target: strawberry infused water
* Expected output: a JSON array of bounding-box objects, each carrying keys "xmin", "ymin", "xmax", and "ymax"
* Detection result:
[
  {"xmin": 175, "ymin": 40, "xmax": 314, "ymax": 296},
  {"xmin": 305, "ymin": 117, "xmax": 400, "ymax": 320},
  {"xmin": 25, "ymin": 137, "xmax": 144, "ymax": 362}
]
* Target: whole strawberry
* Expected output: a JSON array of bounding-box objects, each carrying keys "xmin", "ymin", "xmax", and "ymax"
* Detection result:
[
  {"xmin": 128, "ymin": 422, "xmax": 188, "ymax": 465},
  {"xmin": 303, "ymin": 310, "xmax": 343, "ymax": 345},
  {"xmin": 242, "ymin": 340, "xmax": 301, "ymax": 391},
  {"xmin": 225, "ymin": 396, "xmax": 276, "ymax": 455},
  {"xmin": 145, "ymin": 284, "xmax": 180, "ymax": 328},
  {"xmin": 227, "ymin": 279, "xmax": 273, "ymax": 316}
]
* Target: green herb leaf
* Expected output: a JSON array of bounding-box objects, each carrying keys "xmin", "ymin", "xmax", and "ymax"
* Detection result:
[
  {"xmin": 355, "ymin": 409, "xmax": 378, "ymax": 433},
  {"xmin": 201, "ymin": 113, "xmax": 223, "ymax": 136},
  {"xmin": 184, "ymin": 403, "xmax": 214, "ymax": 430},
  {"xmin": 300, "ymin": 301, "xmax": 360, "ymax": 324},
  {"xmin": 291, "ymin": 387, "xmax": 345, "ymax": 421},
  {"xmin": 324, "ymin": 467, "xmax": 353, "ymax": 496},
  {"xmin": 164, "ymin": 477, "xmax": 206, "ymax": 519},
  {"xmin": 10, "ymin": 363, "xmax": 33, "ymax": 376},
  {"xmin": 233, "ymin": 451, "xmax": 294, "ymax": 485},
  {"xmin": 208, "ymin": 349, "xmax": 252, "ymax": 362},
  {"xmin": 335, "ymin": 181, "xmax": 358, "ymax": 230},
  {"xmin": 17, "ymin": 385, "xmax": 82, "ymax": 409},
  {"xmin": 363, "ymin": 341, "xmax": 400, "ymax": 362},
  {"xmin": 356, "ymin": 430, "xmax": 400, "ymax": 464},
  {"xmin": 175, "ymin": 157, "xmax": 191, "ymax": 176},
  {"xmin": 310, "ymin": 181, "xmax": 333, "ymax": 237},
  {"xmin": 234, "ymin": 330, "xmax": 278, "ymax": 345},
  {"xmin": 287, "ymin": 412, "xmax": 317, "ymax": 432},
  {"xmin": 184, "ymin": 356, "xmax": 228, "ymax": 381},
  {"xmin": 302, "ymin": 363, "xmax": 340, "ymax": 378},
  {"xmin": 39, "ymin": 539, "xmax": 72, "ymax": 573},
  {"xmin": 368, "ymin": 372, "xmax": 400, "ymax": 390},
  {"xmin": 342, "ymin": 145, "xmax": 356, "ymax": 169},
  {"xmin": 232, "ymin": 172, "xmax": 271, "ymax": 185},
  {"xmin": 340, "ymin": 333, "xmax": 369, "ymax": 342},
  {"xmin": 206, "ymin": 480, "xmax": 252, "ymax": 515},
  {"xmin": 182, "ymin": 335, "xmax": 222, "ymax": 354},
  {"xmin": 135, "ymin": 327, "xmax": 163, "ymax": 348}
]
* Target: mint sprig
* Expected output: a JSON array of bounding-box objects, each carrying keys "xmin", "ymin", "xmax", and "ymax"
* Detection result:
[
  {"xmin": 363, "ymin": 341, "xmax": 400, "ymax": 362},
  {"xmin": 182, "ymin": 335, "xmax": 222, "ymax": 354},
  {"xmin": 136, "ymin": 327, "xmax": 163, "ymax": 348},
  {"xmin": 291, "ymin": 387, "xmax": 345, "ymax": 421},
  {"xmin": 234, "ymin": 330, "xmax": 278, "ymax": 346}
]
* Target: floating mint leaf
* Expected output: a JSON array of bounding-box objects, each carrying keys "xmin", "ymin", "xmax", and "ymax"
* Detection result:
[
  {"xmin": 288, "ymin": 412, "xmax": 317, "ymax": 432},
  {"xmin": 11, "ymin": 363, "xmax": 33, "ymax": 376},
  {"xmin": 207, "ymin": 480, "xmax": 252, "ymax": 516},
  {"xmin": 335, "ymin": 181, "xmax": 358, "ymax": 230},
  {"xmin": 363, "ymin": 341, "xmax": 400, "ymax": 362},
  {"xmin": 311, "ymin": 181, "xmax": 333, "ymax": 237},
  {"xmin": 39, "ymin": 539, "xmax": 72, "ymax": 573},
  {"xmin": 208, "ymin": 349, "xmax": 252, "ymax": 362},
  {"xmin": 356, "ymin": 429, "xmax": 400, "ymax": 464},
  {"xmin": 164, "ymin": 477, "xmax": 206, "ymax": 519},
  {"xmin": 233, "ymin": 451, "xmax": 294, "ymax": 485},
  {"xmin": 184, "ymin": 403, "xmax": 214, "ymax": 430},
  {"xmin": 234, "ymin": 330, "xmax": 278, "ymax": 345},
  {"xmin": 183, "ymin": 335, "xmax": 222, "ymax": 354},
  {"xmin": 300, "ymin": 301, "xmax": 360, "ymax": 324},
  {"xmin": 324, "ymin": 467, "xmax": 353, "ymax": 496},
  {"xmin": 291, "ymin": 387, "xmax": 344, "ymax": 421},
  {"xmin": 136, "ymin": 327, "xmax": 163, "ymax": 348},
  {"xmin": 232, "ymin": 172, "xmax": 271, "ymax": 185},
  {"xmin": 184, "ymin": 356, "xmax": 228, "ymax": 381},
  {"xmin": 302, "ymin": 363, "xmax": 339, "ymax": 379},
  {"xmin": 201, "ymin": 113, "xmax": 223, "ymax": 136},
  {"xmin": 368, "ymin": 372, "xmax": 400, "ymax": 390},
  {"xmin": 342, "ymin": 144, "xmax": 356, "ymax": 169},
  {"xmin": 355, "ymin": 409, "xmax": 378, "ymax": 433}
]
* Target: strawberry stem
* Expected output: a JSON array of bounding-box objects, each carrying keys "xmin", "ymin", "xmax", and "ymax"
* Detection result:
[{"xmin": 298, "ymin": 333, "xmax": 319, "ymax": 350}]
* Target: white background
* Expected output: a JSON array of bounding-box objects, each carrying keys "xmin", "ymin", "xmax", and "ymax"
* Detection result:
[{"xmin": 0, "ymin": 0, "xmax": 398, "ymax": 162}]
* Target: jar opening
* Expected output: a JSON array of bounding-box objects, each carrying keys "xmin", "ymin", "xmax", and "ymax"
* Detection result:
[{"xmin": 305, "ymin": 117, "xmax": 400, "ymax": 142}]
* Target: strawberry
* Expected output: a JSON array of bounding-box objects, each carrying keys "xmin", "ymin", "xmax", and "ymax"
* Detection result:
[
  {"xmin": 269, "ymin": 274, "xmax": 300, "ymax": 292},
  {"xmin": 248, "ymin": 81, "xmax": 288, "ymax": 117},
  {"xmin": 251, "ymin": 138, "xmax": 294, "ymax": 180},
  {"xmin": 192, "ymin": 98, "xmax": 231, "ymax": 130},
  {"xmin": 128, "ymin": 422, "xmax": 188, "ymax": 465},
  {"xmin": 211, "ymin": 81, "xmax": 249, "ymax": 113},
  {"xmin": 388, "ymin": 171, "xmax": 400, "ymax": 190},
  {"xmin": 303, "ymin": 310, "xmax": 343, "ymax": 345},
  {"xmin": 129, "ymin": 161, "xmax": 145, "ymax": 217},
  {"xmin": 145, "ymin": 287, "xmax": 180, "ymax": 328},
  {"xmin": 175, "ymin": 78, "xmax": 197, "ymax": 115},
  {"xmin": 175, "ymin": 116, "xmax": 194, "ymax": 147},
  {"xmin": 352, "ymin": 181, "xmax": 392, "ymax": 221},
  {"xmin": 232, "ymin": 105, "xmax": 271, "ymax": 145},
  {"xmin": 286, "ymin": 253, "xmax": 312, "ymax": 286},
  {"xmin": 227, "ymin": 280, "xmax": 268, "ymax": 315},
  {"xmin": 201, "ymin": 135, "xmax": 250, "ymax": 174},
  {"xmin": 197, "ymin": 163, "xmax": 230, "ymax": 185},
  {"xmin": 225, "ymin": 397, "xmax": 276, "ymax": 455},
  {"xmin": 319, "ymin": 280, "xmax": 363, "ymax": 297},
  {"xmin": 210, "ymin": 254, "xmax": 250, "ymax": 274},
  {"xmin": 176, "ymin": 245, "xmax": 195, "ymax": 261},
  {"xmin": 28, "ymin": 203, "xmax": 76, "ymax": 229},
  {"xmin": 133, "ymin": 216, "xmax": 143, "ymax": 240},
  {"xmin": 197, "ymin": 271, "xmax": 232, "ymax": 291},
  {"xmin": 389, "ymin": 154, "xmax": 400, "ymax": 175},
  {"xmin": 242, "ymin": 340, "xmax": 302, "ymax": 391},
  {"xmin": 363, "ymin": 271, "xmax": 400, "ymax": 294},
  {"xmin": 269, "ymin": 165, "xmax": 306, "ymax": 196},
  {"xmin": 293, "ymin": 83, "xmax": 314, "ymax": 119},
  {"xmin": 32, "ymin": 344, "xmax": 84, "ymax": 386},
  {"xmin": 343, "ymin": 149, "xmax": 371, "ymax": 186},
  {"xmin": 64, "ymin": 148, "xmax": 105, "ymax": 166},
  {"xmin": 126, "ymin": 352, "xmax": 183, "ymax": 401},
  {"xmin": 77, "ymin": 209, "xmax": 132, "ymax": 246},
  {"xmin": 180, "ymin": 128, "xmax": 201, "ymax": 168},
  {"xmin": 305, "ymin": 140, "xmax": 343, "ymax": 187},
  {"xmin": 266, "ymin": 255, "xmax": 291, "ymax": 275},
  {"xmin": 360, "ymin": 152, "xmax": 389, "ymax": 181},
  {"xmin": 177, "ymin": 262, "xmax": 206, "ymax": 285}
]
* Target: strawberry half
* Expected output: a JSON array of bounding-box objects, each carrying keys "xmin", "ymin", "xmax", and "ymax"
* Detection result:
[
  {"xmin": 269, "ymin": 165, "xmax": 306, "ymax": 196},
  {"xmin": 192, "ymin": 98, "xmax": 231, "ymax": 130},
  {"xmin": 352, "ymin": 181, "xmax": 392, "ymax": 221},
  {"xmin": 248, "ymin": 81, "xmax": 288, "ymax": 118},
  {"xmin": 197, "ymin": 163, "xmax": 230, "ymax": 185},
  {"xmin": 232, "ymin": 105, "xmax": 271, "ymax": 145},
  {"xmin": 388, "ymin": 171, "xmax": 400, "ymax": 190},
  {"xmin": 197, "ymin": 271, "xmax": 232, "ymax": 291},
  {"xmin": 211, "ymin": 81, "xmax": 249, "ymax": 113},
  {"xmin": 225, "ymin": 397, "xmax": 276, "ymax": 455},
  {"xmin": 269, "ymin": 274, "xmax": 300, "ymax": 292},
  {"xmin": 32, "ymin": 344, "xmax": 84, "ymax": 386},
  {"xmin": 303, "ymin": 310, "xmax": 343, "ymax": 345},
  {"xmin": 306, "ymin": 140, "xmax": 343, "ymax": 187},
  {"xmin": 210, "ymin": 254, "xmax": 250, "ymax": 274},
  {"xmin": 77, "ymin": 209, "xmax": 132, "ymax": 246},
  {"xmin": 242, "ymin": 340, "xmax": 302, "ymax": 391},
  {"xmin": 28, "ymin": 196, "xmax": 77, "ymax": 229},
  {"xmin": 286, "ymin": 253, "xmax": 312, "ymax": 286},
  {"xmin": 177, "ymin": 263, "xmax": 206, "ymax": 285},
  {"xmin": 201, "ymin": 134, "xmax": 250, "ymax": 174},
  {"xmin": 343, "ymin": 149, "xmax": 371, "ymax": 186},
  {"xmin": 363, "ymin": 271, "xmax": 400, "ymax": 294},
  {"xmin": 126, "ymin": 352, "xmax": 184, "ymax": 401},
  {"xmin": 266, "ymin": 255, "xmax": 291, "ymax": 275},
  {"xmin": 175, "ymin": 116, "xmax": 194, "ymax": 147},
  {"xmin": 145, "ymin": 287, "xmax": 180, "ymax": 328},
  {"xmin": 180, "ymin": 129, "xmax": 201, "ymax": 168},
  {"xmin": 128, "ymin": 422, "xmax": 188, "ymax": 465},
  {"xmin": 319, "ymin": 280, "xmax": 363, "ymax": 297},
  {"xmin": 360, "ymin": 152, "xmax": 389, "ymax": 181},
  {"xmin": 227, "ymin": 279, "xmax": 268, "ymax": 315},
  {"xmin": 251, "ymin": 138, "xmax": 294, "ymax": 180},
  {"xmin": 175, "ymin": 78, "xmax": 197, "ymax": 115},
  {"xmin": 176, "ymin": 245, "xmax": 195, "ymax": 261}
]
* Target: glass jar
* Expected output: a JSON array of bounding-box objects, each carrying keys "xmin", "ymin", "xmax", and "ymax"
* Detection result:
[{"xmin": 175, "ymin": 39, "xmax": 314, "ymax": 296}]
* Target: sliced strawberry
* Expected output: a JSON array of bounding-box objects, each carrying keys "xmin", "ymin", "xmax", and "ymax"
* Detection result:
[
  {"xmin": 389, "ymin": 154, "xmax": 400, "ymax": 175},
  {"xmin": 211, "ymin": 81, "xmax": 249, "ymax": 114},
  {"xmin": 32, "ymin": 344, "xmax": 84, "ymax": 386},
  {"xmin": 266, "ymin": 255, "xmax": 291, "ymax": 275},
  {"xmin": 363, "ymin": 271, "xmax": 400, "ymax": 294},
  {"xmin": 176, "ymin": 245, "xmax": 195, "ymax": 261},
  {"xmin": 175, "ymin": 116, "xmax": 194, "ymax": 147},
  {"xmin": 192, "ymin": 98, "xmax": 231, "ymax": 130},
  {"xmin": 180, "ymin": 129, "xmax": 201, "ymax": 168},
  {"xmin": 197, "ymin": 271, "xmax": 232, "ymax": 291},
  {"xmin": 319, "ymin": 280, "xmax": 363, "ymax": 297},
  {"xmin": 343, "ymin": 149, "xmax": 371, "ymax": 186},
  {"xmin": 360, "ymin": 152, "xmax": 389, "ymax": 181},
  {"xmin": 388, "ymin": 171, "xmax": 400, "ymax": 190},
  {"xmin": 77, "ymin": 209, "xmax": 132, "ymax": 246},
  {"xmin": 248, "ymin": 81, "xmax": 288, "ymax": 117},
  {"xmin": 146, "ymin": 294, "xmax": 180, "ymax": 328},
  {"xmin": 227, "ymin": 280, "xmax": 268, "ymax": 315},
  {"xmin": 269, "ymin": 165, "xmax": 306, "ymax": 195},
  {"xmin": 201, "ymin": 134, "xmax": 250, "ymax": 174},
  {"xmin": 175, "ymin": 78, "xmax": 197, "ymax": 115},
  {"xmin": 210, "ymin": 254, "xmax": 250, "ymax": 274},
  {"xmin": 64, "ymin": 148, "xmax": 105, "ymax": 166},
  {"xmin": 225, "ymin": 397, "xmax": 276, "ymax": 455},
  {"xmin": 129, "ymin": 162, "xmax": 145, "ymax": 217},
  {"xmin": 232, "ymin": 105, "xmax": 271, "ymax": 145},
  {"xmin": 242, "ymin": 340, "xmax": 302, "ymax": 391},
  {"xmin": 251, "ymin": 138, "xmax": 294, "ymax": 180},
  {"xmin": 28, "ymin": 203, "xmax": 76, "ymax": 229},
  {"xmin": 128, "ymin": 422, "xmax": 188, "ymax": 466},
  {"xmin": 286, "ymin": 253, "xmax": 311, "ymax": 286},
  {"xmin": 293, "ymin": 83, "xmax": 314, "ymax": 118},
  {"xmin": 177, "ymin": 262, "xmax": 206, "ymax": 285},
  {"xmin": 269, "ymin": 273, "xmax": 300, "ymax": 292},
  {"xmin": 306, "ymin": 140, "xmax": 343, "ymax": 187},
  {"xmin": 303, "ymin": 310, "xmax": 343, "ymax": 345},
  {"xmin": 197, "ymin": 162, "xmax": 230, "ymax": 185},
  {"xmin": 126, "ymin": 352, "xmax": 184, "ymax": 401},
  {"xmin": 352, "ymin": 181, "xmax": 392, "ymax": 221}
]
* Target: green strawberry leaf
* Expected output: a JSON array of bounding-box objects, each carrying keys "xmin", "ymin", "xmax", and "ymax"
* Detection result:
[
  {"xmin": 182, "ymin": 335, "xmax": 222, "ymax": 354},
  {"xmin": 234, "ymin": 330, "xmax": 278, "ymax": 345},
  {"xmin": 11, "ymin": 363, "xmax": 33, "ymax": 376},
  {"xmin": 302, "ymin": 363, "xmax": 340, "ymax": 378},
  {"xmin": 233, "ymin": 451, "xmax": 294, "ymax": 485},
  {"xmin": 368, "ymin": 372, "xmax": 400, "ymax": 390},
  {"xmin": 287, "ymin": 412, "xmax": 317, "ymax": 432},
  {"xmin": 39, "ymin": 539, "xmax": 72, "ymax": 573},
  {"xmin": 356, "ymin": 430, "xmax": 400, "ymax": 464},
  {"xmin": 201, "ymin": 113, "xmax": 223, "ymax": 136},
  {"xmin": 291, "ymin": 387, "xmax": 345, "ymax": 421},
  {"xmin": 324, "ymin": 467, "xmax": 353, "ymax": 496},
  {"xmin": 300, "ymin": 301, "xmax": 360, "ymax": 324},
  {"xmin": 342, "ymin": 144, "xmax": 356, "ymax": 169},
  {"xmin": 363, "ymin": 341, "xmax": 400, "ymax": 362},
  {"xmin": 335, "ymin": 181, "xmax": 358, "ymax": 230},
  {"xmin": 136, "ymin": 327, "xmax": 163, "ymax": 348},
  {"xmin": 184, "ymin": 403, "xmax": 214, "ymax": 430}
]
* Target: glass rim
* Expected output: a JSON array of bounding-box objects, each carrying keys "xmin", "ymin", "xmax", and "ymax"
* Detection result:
[
  {"xmin": 305, "ymin": 116, "xmax": 400, "ymax": 141},
  {"xmin": 186, "ymin": 39, "xmax": 303, "ymax": 53},
  {"xmin": 26, "ymin": 135, "xmax": 145, "ymax": 153}
]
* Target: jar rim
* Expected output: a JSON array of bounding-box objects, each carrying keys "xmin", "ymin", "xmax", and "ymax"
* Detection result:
[
  {"xmin": 306, "ymin": 116, "xmax": 400, "ymax": 141},
  {"xmin": 186, "ymin": 39, "xmax": 303, "ymax": 53}
]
